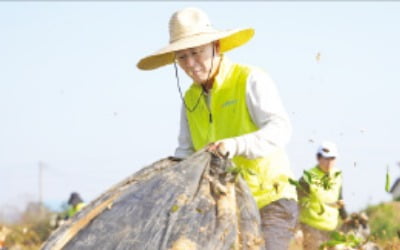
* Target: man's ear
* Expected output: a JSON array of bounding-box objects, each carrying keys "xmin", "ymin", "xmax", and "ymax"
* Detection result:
[{"xmin": 214, "ymin": 41, "xmax": 221, "ymax": 55}]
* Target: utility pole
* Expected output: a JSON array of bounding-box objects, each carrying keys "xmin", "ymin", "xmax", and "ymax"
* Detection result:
[
  {"xmin": 38, "ymin": 161, "xmax": 44, "ymax": 204},
  {"xmin": 38, "ymin": 161, "xmax": 44, "ymax": 216}
]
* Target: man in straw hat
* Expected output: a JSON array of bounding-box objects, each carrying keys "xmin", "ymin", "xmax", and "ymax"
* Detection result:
[{"xmin": 137, "ymin": 7, "xmax": 297, "ymax": 249}]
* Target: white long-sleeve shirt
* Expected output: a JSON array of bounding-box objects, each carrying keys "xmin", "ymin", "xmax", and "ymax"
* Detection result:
[{"xmin": 174, "ymin": 66, "xmax": 292, "ymax": 159}]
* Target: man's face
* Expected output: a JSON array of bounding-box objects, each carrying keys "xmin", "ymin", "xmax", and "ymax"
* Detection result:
[
  {"xmin": 175, "ymin": 43, "xmax": 218, "ymax": 84},
  {"xmin": 318, "ymin": 156, "xmax": 336, "ymax": 173}
]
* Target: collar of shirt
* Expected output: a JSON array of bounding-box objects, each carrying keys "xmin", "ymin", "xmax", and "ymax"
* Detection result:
[{"xmin": 211, "ymin": 55, "xmax": 233, "ymax": 92}]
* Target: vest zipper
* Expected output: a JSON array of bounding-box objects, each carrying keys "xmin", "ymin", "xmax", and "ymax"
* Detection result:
[{"xmin": 209, "ymin": 112, "xmax": 213, "ymax": 123}]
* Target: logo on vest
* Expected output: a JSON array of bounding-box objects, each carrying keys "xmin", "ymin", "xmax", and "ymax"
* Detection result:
[{"xmin": 222, "ymin": 99, "xmax": 238, "ymax": 108}]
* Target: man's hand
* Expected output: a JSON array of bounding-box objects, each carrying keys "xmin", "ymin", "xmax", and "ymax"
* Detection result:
[
  {"xmin": 325, "ymin": 199, "xmax": 345, "ymax": 208},
  {"xmin": 206, "ymin": 138, "xmax": 237, "ymax": 159},
  {"xmin": 336, "ymin": 199, "xmax": 345, "ymax": 208}
]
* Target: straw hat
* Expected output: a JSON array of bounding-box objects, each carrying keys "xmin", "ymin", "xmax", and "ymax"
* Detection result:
[{"xmin": 137, "ymin": 7, "xmax": 255, "ymax": 70}]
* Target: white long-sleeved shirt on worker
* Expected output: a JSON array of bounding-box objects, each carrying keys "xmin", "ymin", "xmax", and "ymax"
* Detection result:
[{"xmin": 174, "ymin": 66, "xmax": 292, "ymax": 159}]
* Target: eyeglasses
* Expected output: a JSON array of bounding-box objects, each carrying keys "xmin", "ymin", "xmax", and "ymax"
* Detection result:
[{"xmin": 175, "ymin": 44, "xmax": 211, "ymax": 64}]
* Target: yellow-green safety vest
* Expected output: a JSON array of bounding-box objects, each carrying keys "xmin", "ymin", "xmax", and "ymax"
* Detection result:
[
  {"xmin": 67, "ymin": 202, "xmax": 86, "ymax": 218},
  {"xmin": 184, "ymin": 58, "xmax": 297, "ymax": 209},
  {"xmin": 299, "ymin": 166, "xmax": 342, "ymax": 231}
]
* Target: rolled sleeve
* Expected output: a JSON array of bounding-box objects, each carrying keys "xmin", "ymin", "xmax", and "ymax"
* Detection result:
[{"xmin": 234, "ymin": 69, "xmax": 292, "ymax": 159}]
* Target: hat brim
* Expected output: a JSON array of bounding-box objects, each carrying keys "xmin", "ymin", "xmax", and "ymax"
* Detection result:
[
  {"xmin": 319, "ymin": 152, "xmax": 337, "ymax": 158},
  {"xmin": 137, "ymin": 28, "xmax": 254, "ymax": 70}
]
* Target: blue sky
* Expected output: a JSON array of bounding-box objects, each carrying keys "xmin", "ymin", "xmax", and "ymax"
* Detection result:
[{"xmin": 1, "ymin": 2, "xmax": 399, "ymax": 217}]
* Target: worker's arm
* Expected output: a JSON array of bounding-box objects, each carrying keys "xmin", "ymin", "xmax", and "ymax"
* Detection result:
[
  {"xmin": 174, "ymin": 104, "xmax": 195, "ymax": 158},
  {"xmin": 338, "ymin": 187, "xmax": 348, "ymax": 219},
  {"xmin": 297, "ymin": 176, "xmax": 311, "ymax": 200},
  {"xmin": 211, "ymin": 69, "xmax": 292, "ymax": 159}
]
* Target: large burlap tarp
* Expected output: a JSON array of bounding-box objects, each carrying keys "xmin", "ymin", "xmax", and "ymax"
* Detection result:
[{"xmin": 42, "ymin": 151, "xmax": 265, "ymax": 250}]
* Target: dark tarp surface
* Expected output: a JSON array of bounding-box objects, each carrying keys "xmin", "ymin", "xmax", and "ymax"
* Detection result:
[{"xmin": 42, "ymin": 151, "xmax": 264, "ymax": 250}]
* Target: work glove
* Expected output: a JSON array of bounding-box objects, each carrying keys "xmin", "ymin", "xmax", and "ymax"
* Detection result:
[{"xmin": 207, "ymin": 138, "xmax": 237, "ymax": 159}]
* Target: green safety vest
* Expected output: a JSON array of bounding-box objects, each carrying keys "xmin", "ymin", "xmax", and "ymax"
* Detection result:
[
  {"xmin": 67, "ymin": 202, "xmax": 86, "ymax": 218},
  {"xmin": 299, "ymin": 166, "xmax": 342, "ymax": 231},
  {"xmin": 184, "ymin": 58, "xmax": 297, "ymax": 209}
]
